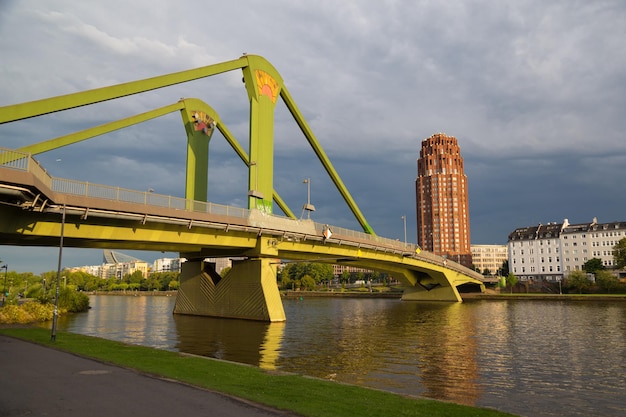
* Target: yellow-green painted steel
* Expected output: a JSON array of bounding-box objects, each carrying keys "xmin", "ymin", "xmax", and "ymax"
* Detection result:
[
  {"xmin": 179, "ymin": 102, "xmax": 214, "ymax": 202},
  {"xmin": 1, "ymin": 54, "xmax": 373, "ymax": 234},
  {"xmin": 0, "ymin": 55, "xmax": 484, "ymax": 321},
  {"xmin": 279, "ymin": 87, "xmax": 376, "ymax": 235},
  {"xmin": 16, "ymin": 102, "xmax": 185, "ymax": 155},
  {"xmin": 0, "ymin": 197, "xmax": 484, "ymax": 320},
  {"xmin": 241, "ymin": 56, "xmax": 282, "ymax": 214},
  {"xmin": 0, "ymin": 58, "xmax": 248, "ymax": 123}
]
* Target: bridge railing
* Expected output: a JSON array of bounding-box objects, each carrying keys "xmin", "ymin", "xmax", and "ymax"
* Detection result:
[
  {"xmin": 51, "ymin": 177, "xmax": 250, "ymax": 219},
  {"xmin": 0, "ymin": 148, "xmax": 53, "ymax": 189},
  {"xmin": 1, "ymin": 148, "xmax": 481, "ymax": 280},
  {"xmin": 0, "ymin": 148, "xmax": 250, "ymax": 219}
]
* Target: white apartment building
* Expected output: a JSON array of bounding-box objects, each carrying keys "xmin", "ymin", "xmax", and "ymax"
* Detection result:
[
  {"xmin": 153, "ymin": 257, "xmax": 184, "ymax": 273},
  {"xmin": 470, "ymin": 244, "xmax": 508, "ymax": 276},
  {"xmin": 508, "ymin": 218, "xmax": 626, "ymax": 282}
]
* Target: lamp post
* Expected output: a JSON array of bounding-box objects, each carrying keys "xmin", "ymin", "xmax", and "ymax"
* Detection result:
[
  {"xmin": 1, "ymin": 264, "xmax": 7, "ymax": 307},
  {"xmin": 401, "ymin": 216, "xmax": 407, "ymax": 246},
  {"xmin": 247, "ymin": 161, "xmax": 264, "ymax": 200},
  {"xmin": 302, "ymin": 178, "xmax": 315, "ymax": 219},
  {"xmin": 51, "ymin": 205, "xmax": 66, "ymax": 342}
]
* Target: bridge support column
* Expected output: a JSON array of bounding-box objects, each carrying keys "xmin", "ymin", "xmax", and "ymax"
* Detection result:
[
  {"xmin": 400, "ymin": 270, "xmax": 463, "ymax": 302},
  {"xmin": 174, "ymin": 258, "xmax": 286, "ymax": 322}
]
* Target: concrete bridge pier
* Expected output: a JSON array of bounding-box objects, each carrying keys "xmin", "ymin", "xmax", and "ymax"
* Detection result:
[
  {"xmin": 173, "ymin": 257, "xmax": 286, "ymax": 322},
  {"xmin": 399, "ymin": 269, "xmax": 464, "ymax": 302},
  {"xmin": 401, "ymin": 283, "xmax": 462, "ymax": 302}
]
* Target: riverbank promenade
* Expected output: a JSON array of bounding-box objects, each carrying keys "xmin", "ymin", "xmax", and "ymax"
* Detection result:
[{"xmin": 0, "ymin": 334, "xmax": 299, "ymax": 417}]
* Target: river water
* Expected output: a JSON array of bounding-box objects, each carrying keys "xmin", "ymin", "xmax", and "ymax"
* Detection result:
[{"xmin": 51, "ymin": 295, "xmax": 626, "ymax": 417}]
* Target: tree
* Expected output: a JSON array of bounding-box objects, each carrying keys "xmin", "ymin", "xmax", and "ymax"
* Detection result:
[
  {"xmin": 583, "ymin": 258, "xmax": 604, "ymax": 274},
  {"xmin": 127, "ymin": 270, "xmax": 144, "ymax": 285},
  {"xmin": 340, "ymin": 270, "xmax": 351, "ymax": 284},
  {"xmin": 300, "ymin": 275, "xmax": 316, "ymax": 291},
  {"xmin": 283, "ymin": 263, "xmax": 333, "ymax": 284},
  {"xmin": 566, "ymin": 271, "xmax": 590, "ymax": 294},
  {"xmin": 614, "ymin": 238, "xmax": 626, "ymax": 269},
  {"xmin": 482, "ymin": 268, "xmax": 491, "ymax": 276},
  {"xmin": 500, "ymin": 260, "xmax": 509, "ymax": 277},
  {"xmin": 595, "ymin": 270, "xmax": 619, "ymax": 294},
  {"xmin": 506, "ymin": 273, "xmax": 518, "ymax": 294}
]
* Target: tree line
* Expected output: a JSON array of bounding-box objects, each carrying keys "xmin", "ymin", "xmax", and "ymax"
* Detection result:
[
  {"xmin": 277, "ymin": 262, "xmax": 390, "ymax": 291},
  {"xmin": 0, "ymin": 269, "xmax": 181, "ymax": 300}
]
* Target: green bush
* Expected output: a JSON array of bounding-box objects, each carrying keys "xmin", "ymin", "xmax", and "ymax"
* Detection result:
[
  {"xmin": 58, "ymin": 287, "xmax": 90, "ymax": 312},
  {"xmin": 0, "ymin": 301, "xmax": 56, "ymax": 324},
  {"xmin": 21, "ymin": 301, "xmax": 54, "ymax": 321},
  {"xmin": 0, "ymin": 304, "xmax": 32, "ymax": 324}
]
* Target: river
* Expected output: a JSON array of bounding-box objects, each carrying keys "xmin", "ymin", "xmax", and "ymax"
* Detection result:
[{"xmin": 50, "ymin": 295, "xmax": 626, "ymax": 417}]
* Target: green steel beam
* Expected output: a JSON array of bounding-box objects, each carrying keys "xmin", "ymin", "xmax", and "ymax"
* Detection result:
[
  {"xmin": 178, "ymin": 100, "xmax": 216, "ymax": 202},
  {"xmin": 241, "ymin": 55, "xmax": 283, "ymax": 214},
  {"xmin": 16, "ymin": 102, "xmax": 185, "ymax": 155},
  {"xmin": 180, "ymin": 98, "xmax": 295, "ymax": 218},
  {"xmin": 1, "ymin": 54, "xmax": 366, "ymax": 230},
  {"xmin": 0, "ymin": 58, "xmax": 248, "ymax": 124},
  {"xmin": 279, "ymin": 86, "xmax": 375, "ymax": 235}
]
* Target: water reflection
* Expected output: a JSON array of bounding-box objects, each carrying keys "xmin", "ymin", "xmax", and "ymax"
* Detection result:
[
  {"xmin": 51, "ymin": 295, "xmax": 626, "ymax": 417},
  {"xmin": 172, "ymin": 314, "xmax": 285, "ymax": 370},
  {"xmin": 277, "ymin": 299, "xmax": 481, "ymax": 406},
  {"xmin": 56, "ymin": 294, "xmax": 176, "ymax": 350}
]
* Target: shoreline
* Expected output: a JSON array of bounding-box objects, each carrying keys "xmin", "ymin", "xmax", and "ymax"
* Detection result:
[
  {"xmin": 461, "ymin": 292, "xmax": 626, "ymax": 301},
  {"xmin": 85, "ymin": 290, "xmax": 626, "ymax": 301}
]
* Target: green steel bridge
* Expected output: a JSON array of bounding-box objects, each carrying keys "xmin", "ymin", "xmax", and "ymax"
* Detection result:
[{"xmin": 0, "ymin": 55, "xmax": 484, "ymax": 321}]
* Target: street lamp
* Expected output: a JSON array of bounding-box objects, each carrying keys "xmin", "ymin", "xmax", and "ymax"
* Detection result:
[
  {"xmin": 247, "ymin": 161, "xmax": 264, "ymax": 199},
  {"xmin": 401, "ymin": 215, "xmax": 407, "ymax": 246},
  {"xmin": 1, "ymin": 264, "xmax": 7, "ymax": 307},
  {"xmin": 302, "ymin": 178, "xmax": 315, "ymax": 219},
  {"xmin": 51, "ymin": 205, "xmax": 66, "ymax": 342}
]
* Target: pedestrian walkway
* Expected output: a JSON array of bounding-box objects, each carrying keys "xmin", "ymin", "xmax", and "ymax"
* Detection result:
[{"xmin": 0, "ymin": 335, "xmax": 299, "ymax": 417}]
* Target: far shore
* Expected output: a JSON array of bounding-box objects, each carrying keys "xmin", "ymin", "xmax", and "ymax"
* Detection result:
[
  {"xmin": 84, "ymin": 289, "xmax": 626, "ymax": 301},
  {"xmin": 462, "ymin": 292, "xmax": 626, "ymax": 301}
]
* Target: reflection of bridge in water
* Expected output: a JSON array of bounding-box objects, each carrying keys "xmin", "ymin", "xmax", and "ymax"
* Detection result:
[{"xmin": 0, "ymin": 55, "xmax": 484, "ymax": 321}]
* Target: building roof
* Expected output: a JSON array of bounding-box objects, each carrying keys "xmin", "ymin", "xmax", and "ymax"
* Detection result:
[
  {"xmin": 508, "ymin": 218, "xmax": 626, "ymax": 242},
  {"xmin": 102, "ymin": 250, "xmax": 145, "ymax": 264}
]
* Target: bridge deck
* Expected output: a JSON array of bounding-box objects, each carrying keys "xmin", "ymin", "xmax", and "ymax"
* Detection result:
[{"xmin": 0, "ymin": 149, "xmax": 485, "ymax": 284}]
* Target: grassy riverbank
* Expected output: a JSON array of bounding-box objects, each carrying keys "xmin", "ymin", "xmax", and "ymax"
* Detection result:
[{"xmin": 0, "ymin": 327, "xmax": 517, "ymax": 417}]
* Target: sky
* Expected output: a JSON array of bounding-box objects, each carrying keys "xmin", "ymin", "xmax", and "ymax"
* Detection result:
[{"xmin": 1, "ymin": 0, "xmax": 625, "ymax": 273}]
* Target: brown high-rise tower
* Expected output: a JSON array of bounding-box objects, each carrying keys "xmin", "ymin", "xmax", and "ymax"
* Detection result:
[{"xmin": 416, "ymin": 133, "xmax": 472, "ymax": 267}]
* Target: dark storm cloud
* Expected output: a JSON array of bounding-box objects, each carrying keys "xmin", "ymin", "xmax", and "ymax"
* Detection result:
[{"xmin": 1, "ymin": 0, "xmax": 625, "ymax": 272}]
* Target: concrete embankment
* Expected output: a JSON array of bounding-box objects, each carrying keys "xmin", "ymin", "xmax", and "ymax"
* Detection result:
[
  {"xmin": 281, "ymin": 290, "xmax": 403, "ymax": 299},
  {"xmin": 461, "ymin": 292, "xmax": 626, "ymax": 301}
]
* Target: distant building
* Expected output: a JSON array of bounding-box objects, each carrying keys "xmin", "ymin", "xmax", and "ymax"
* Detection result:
[
  {"xmin": 416, "ymin": 133, "xmax": 472, "ymax": 267},
  {"xmin": 332, "ymin": 264, "xmax": 373, "ymax": 277},
  {"xmin": 204, "ymin": 258, "xmax": 233, "ymax": 275},
  {"xmin": 471, "ymin": 244, "xmax": 508, "ymax": 276},
  {"xmin": 70, "ymin": 250, "xmax": 149, "ymax": 279},
  {"xmin": 153, "ymin": 257, "xmax": 184, "ymax": 273},
  {"xmin": 507, "ymin": 218, "xmax": 626, "ymax": 282}
]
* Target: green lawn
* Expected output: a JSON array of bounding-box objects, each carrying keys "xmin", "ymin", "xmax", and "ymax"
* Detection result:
[{"xmin": 0, "ymin": 327, "xmax": 518, "ymax": 417}]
